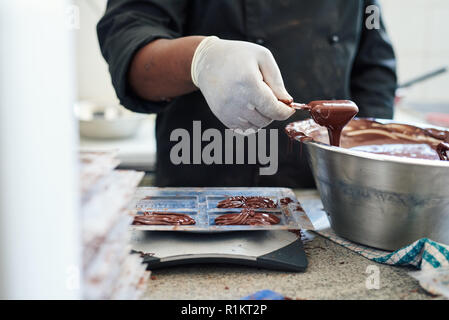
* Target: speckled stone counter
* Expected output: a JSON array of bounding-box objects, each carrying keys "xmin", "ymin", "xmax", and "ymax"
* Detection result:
[{"xmin": 141, "ymin": 189, "xmax": 439, "ymax": 300}]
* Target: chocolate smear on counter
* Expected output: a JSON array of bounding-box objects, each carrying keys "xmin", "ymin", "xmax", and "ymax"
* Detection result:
[
  {"xmin": 288, "ymin": 229, "xmax": 303, "ymax": 238},
  {"xmin": 217, "ymin": 196, "xmax": 277, "ymax": 209},
  {"xmin": 215, "ymin": 208, "xmax": 280, "ymax": 225},
  {"xmin": 133, "ymin": 250, "xmax": 155, "ymax": 258},
  {"xmin": 133, "ymin": 212, "xmax": 196, "ymax": 225}
]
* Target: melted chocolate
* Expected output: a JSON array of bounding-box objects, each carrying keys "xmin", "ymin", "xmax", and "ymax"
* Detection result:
[
  {"xmin": 288, "ymin": 100, "xmax": 359, "ymax": 146},
  {"xmin": 217, "ymin": 196, "xmax": 277, "ymax": 209},
  {"xmin": 350, "ymin": 144, "xmax": 438, "ymax": 160},
  {"xmin": 280, "ymin": 197, "xmax": 294, "ymax": 205},
  {"xmin": 215, "ymin": 208, "xmax": 281, "ymax": 225},
  {"xmin": 437, "ymin": 142, "xmax": 449, "ymax": 161},
  {"xmin": 133, "ymin": 212, "xmax": 196, "ymax": 225},
  {"xmin": 307, "ymin": 100, "xmax": 359, "ymax": 146},
  {"xmin": 285, "ymin": 118, "xmax": 449, "ymax": 161},
  {"xmin": 285, "ymin": 118, "xmax": 323, "ymax": 142},
  {"xmin": 288, "ymin": 229, "xmax": 303, "ymax": 238},
  {"xmin": 425, "ymin": 128, "xmax": 449, "ymax": 142}
]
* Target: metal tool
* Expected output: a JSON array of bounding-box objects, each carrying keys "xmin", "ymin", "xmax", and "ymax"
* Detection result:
[
  {"xmin": 399, "ymin": 66, "xmax": 447, "ymax": 89},
  {"xmin": 131, "ymin": 230, "xmax": 308, "ymax": 272},
  {"xmin": 290, "ymin": 102, "xmax": 310, "ymax": 110}
]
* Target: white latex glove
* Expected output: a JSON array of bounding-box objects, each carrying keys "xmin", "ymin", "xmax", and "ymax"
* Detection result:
[{"xmin": 191, "ymin": 36, "xmax": 295, "ymax": 134}]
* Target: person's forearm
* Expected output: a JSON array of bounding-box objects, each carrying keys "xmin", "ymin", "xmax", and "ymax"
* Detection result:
[{"xmin": 129, "ymin": 36, "xmax": 205, "ymax": 101}]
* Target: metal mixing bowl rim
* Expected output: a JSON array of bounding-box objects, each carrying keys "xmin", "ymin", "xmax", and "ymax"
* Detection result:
[{"xmin": 293, "ymin": 118, "xmax": 449, "ymax": 168}]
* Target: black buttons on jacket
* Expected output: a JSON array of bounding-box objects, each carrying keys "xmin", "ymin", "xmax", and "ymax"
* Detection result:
[{"xmin": 329, "ymin": 35, "xmax": 340, "ymax": 44}]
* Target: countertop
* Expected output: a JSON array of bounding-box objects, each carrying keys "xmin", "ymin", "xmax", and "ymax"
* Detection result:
[
  {"xmin": 141, "ymin": 188, "xmax": 439, "ymax": 300},
  {"xmin": 80, "ymin": 115, "xmax": 156, "ymax": 171}
]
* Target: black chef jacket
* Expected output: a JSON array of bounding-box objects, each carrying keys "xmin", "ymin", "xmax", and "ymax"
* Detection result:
[{"xmin": 97, "ymin": 0, "xmax": 397, "ymax": 188}]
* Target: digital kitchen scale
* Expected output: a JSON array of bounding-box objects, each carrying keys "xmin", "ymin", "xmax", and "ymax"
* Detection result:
[
  {"xmin": 131, "ymin": 230, "xmax": 308, "ymax": 272},
  {"xmin": 129, "ymin": 187, "xmax": 314, "ymax": 272}
]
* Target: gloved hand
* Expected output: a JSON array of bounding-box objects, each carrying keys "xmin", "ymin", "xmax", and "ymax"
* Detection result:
[{"xmin": 191, "ymin": 36, "xmax": 295, "ymax": 134}]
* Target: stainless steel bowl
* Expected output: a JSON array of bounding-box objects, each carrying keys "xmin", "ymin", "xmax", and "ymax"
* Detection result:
[
  {"xmin": 297, "ymin": 118, "xmax": 449, "ymax": 250},
  {"xmin": 75, "ymin": 101, "xmax": 146, "ymax": 139}
]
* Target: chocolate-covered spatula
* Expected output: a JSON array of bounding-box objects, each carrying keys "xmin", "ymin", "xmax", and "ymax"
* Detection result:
[
  {"xmin": 283, "ymin": 100, "xmax": 359, "ymax": 146},
  {"xmin": 290, "ymin": 102, "xmax": 310, "ymax": 111}
]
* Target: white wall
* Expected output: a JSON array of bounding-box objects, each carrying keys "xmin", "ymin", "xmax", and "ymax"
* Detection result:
[
  {"xmin": 75, "ymin": 0, "xmax": 118, "ymax": 106},
  {"xmin": 381, "ymin": 0, "xmax": 449, "ymax": 104},
  {"xmin": 75, "ymin": 0, "xmax": 449, "ymax": 105}
]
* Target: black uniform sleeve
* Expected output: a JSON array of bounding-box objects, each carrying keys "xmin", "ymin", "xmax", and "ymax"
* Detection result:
[
  {"xmin": 97, "ymin": 0, "xmax": 188, "ymax": 113},
  {"xmin": 350, "ymin": 1, "xmax": 397, "ymax": 119}
]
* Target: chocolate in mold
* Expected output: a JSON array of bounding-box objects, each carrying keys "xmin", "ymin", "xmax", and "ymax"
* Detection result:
[
  {"xmin": 215, "ymin": 208, "xmax": 280, "ymax": 225},
  {"xmin": 217, "ymin": 196, "xmax": 277, "ymax": 209},
  {"xmin": 280, "ymin": 197, "xmax": 294, "ymax": 206},
  {"xmin": 133, "ymin": 212, "xmax": 195, "ymax": 225}
]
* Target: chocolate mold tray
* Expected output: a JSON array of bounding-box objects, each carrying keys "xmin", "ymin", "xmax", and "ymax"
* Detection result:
[{"xmin": 129, "ymin": 187, "xmax": 314, "ymax": 232}]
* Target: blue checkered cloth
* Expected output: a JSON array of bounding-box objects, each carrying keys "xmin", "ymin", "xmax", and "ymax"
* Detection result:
[
  {"xmin": 242, "ymin": 230, "xmax": 449, "ymax": 300},
  {"xmin": 316, "ymin": 229, "xmax": 449, "ymax": 270}
]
